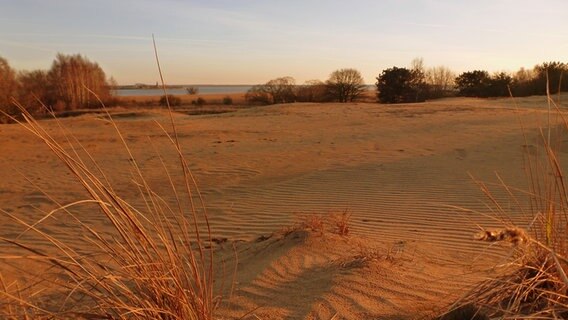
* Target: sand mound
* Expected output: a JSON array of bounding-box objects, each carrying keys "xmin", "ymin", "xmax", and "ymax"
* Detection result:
[{"xmin": 215, "ymin": 228, "xmax": 483, "ymax": 319}]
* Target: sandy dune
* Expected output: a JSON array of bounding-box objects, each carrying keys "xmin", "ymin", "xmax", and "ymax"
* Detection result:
[{"xmin": 0, "ymin": 96, "xmax": 562, "ymax": 318}]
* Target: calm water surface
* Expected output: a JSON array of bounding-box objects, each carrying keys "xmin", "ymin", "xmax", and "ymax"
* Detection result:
[{"xmin": 116, "ymin": 86, "xmax": 252, "ymax": 96}]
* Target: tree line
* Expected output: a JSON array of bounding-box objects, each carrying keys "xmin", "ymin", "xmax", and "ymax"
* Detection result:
[
  {"xmin": 455, "ymin": 62, "xmax": 567, "ymax": 98},
  {"xmin": 2, "ymin": 53, "xmax": 566, "ymax": 122},
  {"xmin": 248, "ymin": 58, "xmax": 567, "ymax": 105},
  {"xmin": 376, "ymin": 59, "xmax": 567, "ymax": 103},
  {"xmin": 0, "ymin": 54, "xmax": 113, "ymax": 123},
  {"xmin": 245, "ymin": 68, "xmax": 368, "ymax": 105}
]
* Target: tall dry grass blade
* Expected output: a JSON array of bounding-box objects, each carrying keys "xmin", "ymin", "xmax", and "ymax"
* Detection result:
[
  {"xmin": 1, "ymin": 51, "xmax": 219, "ymax": 319},
  {"xmin": 451, "ymin": 85, "xmax": 568, "ymax": 319}
]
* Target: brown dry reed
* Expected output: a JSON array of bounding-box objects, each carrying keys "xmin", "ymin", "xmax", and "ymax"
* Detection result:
[
  {"xmin": 447, "ymin": 89, "xmax": 568, "ymax": 319},
  {"xmin": 0, "ymin": 39, "xmax": 219, "ymax": 319}
]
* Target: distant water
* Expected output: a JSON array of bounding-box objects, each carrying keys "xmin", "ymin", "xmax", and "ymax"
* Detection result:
[
  {"xmin": 116, "ymin": 85, "xmax": 252, "ymax": 96},
  {"xmin": 116, "ymin": 84, "xmax": 376, "ymax": 97}
]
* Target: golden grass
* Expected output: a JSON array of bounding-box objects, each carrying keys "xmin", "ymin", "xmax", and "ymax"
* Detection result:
[
  {"xmin": 0, "ymin": 42, "xmax": 221, "ymax": 319},
  {"xmin": 442, "ymin": 91, "xmax": 568, "ymax": 319}
]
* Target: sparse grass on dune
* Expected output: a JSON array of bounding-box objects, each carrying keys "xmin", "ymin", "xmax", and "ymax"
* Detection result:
[
  {"xmin": 442, "ymin": 92, "xmax": 568, "ymax": 319},
  {"xmin": 0, "ymin": 47, "xmax": 221, "ymax": 318}
]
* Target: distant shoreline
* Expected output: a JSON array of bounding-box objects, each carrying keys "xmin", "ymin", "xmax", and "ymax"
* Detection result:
[
  {"xmin": 114, "ymin": 85, "xmax": 254, "ymax": 96},
  {"xmin": 114, "ymin": 84, "xmax": 376, "ymax": 97},
  {"xmin": 115, "ymin": 84, "xmax": 255, "ymax": 90}
]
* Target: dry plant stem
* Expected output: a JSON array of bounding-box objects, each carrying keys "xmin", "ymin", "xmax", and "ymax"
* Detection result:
[
  {"xmin": 0, "ymin": 47, "xmax": 218, "ymax": 319},
  {"xmin": 152, "ymin": 36, "xmax": 214, "ymax": 308},
  {"xmin": 458, "ymin": 86, "xmax": 568, "ymax": 319}
]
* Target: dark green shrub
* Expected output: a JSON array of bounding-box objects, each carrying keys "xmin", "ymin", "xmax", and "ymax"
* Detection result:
[
  {"xmin": 376, "ymin": 67, "xmax": 426, "ymax": 103},
  {"xmin": 192, "ymin": 97, "xmax": 206, "ymax": 106},
  {"xmin": 222, "ymin": 96, "xmax": 233, "ymax": 105}
]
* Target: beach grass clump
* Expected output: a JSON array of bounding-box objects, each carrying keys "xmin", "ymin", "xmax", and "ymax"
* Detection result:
[
  {"xmin": 448, "ymin": 92, "xmax": 568, "ymax": 319},
  {"xmin": 0, "ymin": 93, "xmax": 218, "ymax": 319}
]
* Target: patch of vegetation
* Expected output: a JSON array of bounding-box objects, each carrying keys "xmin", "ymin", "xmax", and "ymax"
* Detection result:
[
  {"xmin": 376, "ymin": 66, "xmax": 426, "ymax": 103},
  {"xmin": 159, "ymin": 94, "xmax": 182, "ymax": 106},
  {"xmin": 222, "ymin": 96, "xmax": 233, "ymax": 105},
  {"xmin": 325, "ymin": 68, "xmax": 366, "ymax": 103},
  {"xmin": 192, "ymin": 97, "xmax": 206, "ymax": 106}
]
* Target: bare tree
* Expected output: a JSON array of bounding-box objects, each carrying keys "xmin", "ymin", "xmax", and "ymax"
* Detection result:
[
  {"xmin": 48, "ymin": 53, "xmax": 111, "ymax": 109},
  {"xmin": 425, "ymin": 66, "xmax": 456, "ymax": 96},
  {"xmin": 326, "ymin": 68, "xmax": 366, "ymax": 102},
  {"xmin": 296, "ymin": 80, "xmax": 327, "ymax": 102},
  {"xmin": 245, "ymin": 76, "xmax": 296, "ymax": 105},
  {"xmin": 18, "ymin": 70, "xmax": 52, "ymax": 114},
  {"xmin": 0, "ymin": 57, "xmax": 19, "ymax": 118},
  {"xmin": 410, "ymin": 58, "xmax": 425, "ymax": 79},
  {"xmin": 265, "ymin": 76, "xmax": 296, "ymax": 104},
  {"xmin": 245, "ymin": 85, "xmax": 272, "ymax": 105},
  {"xmin": 514, "ymin": 67, "xmax": 535, "ymax": 83}
]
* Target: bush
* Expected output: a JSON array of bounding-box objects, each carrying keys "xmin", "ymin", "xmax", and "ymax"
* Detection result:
[
  {"xmin": 455, "ymin": 71, "xmax": 512, "ymax": 98},
  {"xmin": 17, "ymin": 70, "xmax": 52, "ymax": 114},
  {"xmin": 296, "ymin": 80, "xmax": 328, "ymax": 102},
  {"xmin": 245, "ymin": 77, "xmax": 296, "ymax": 105},
  {"xmin": 245, "ymin": 85, "xmax": 272, "ymax": 105},
  {"xmin": 454, "ymin": 70, "xmax": 491, "ymax": 97},
  {"xmin": 376, "ymin": 67, "xmax": 426, "ymax": 103},
  {"xmin": 192, "ymin": 97, "xmax": 206, "ymax": 106},
  {"xmin": 159, "ymin": 94, "xmax": 182, "ymax": 107},
  {"xmin": 222, "ymin": 96, "xmax": 233, "ymax": 105}
]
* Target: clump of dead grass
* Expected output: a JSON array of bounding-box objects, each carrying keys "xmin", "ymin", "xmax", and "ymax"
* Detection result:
[
  {"xmin": 0, "ymin": 40, "xmax": 220, "ymax": 319},
  {"xmin": 289, "ymin": 210, "xmax": 353, "ymax": 237},
  {"xmin": 474, "ymin": 227, "xmax": 529, "ymax": 246},
  {"xmin": 301, "ymin": 214, "xmax": 326, "ymax": 234},
  {"xmin": 331, "ymin": 209, "xmax": 352, "ymax": 236},
  {"xmin": 446, "ymin": 91, "xmax": 568, "ymax": 319}
]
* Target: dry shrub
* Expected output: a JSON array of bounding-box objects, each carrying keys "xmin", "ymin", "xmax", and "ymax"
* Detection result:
[
  {"xmin": 331, "ymin": 209, "xmax": 352, "ymax": 236},
  {"xmin": 292, "ymin": 210, "xmax": 353, "ymax": 236},
  {"xmin": 300, "ymin": 214, "xmax": 325, "ymax": 234},
  {"xmin": 446, "ymin": 92, "xmax": 568, "ymax": 319}
]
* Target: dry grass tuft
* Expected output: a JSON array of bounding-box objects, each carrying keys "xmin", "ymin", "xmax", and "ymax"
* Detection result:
[
  {"xmin": 0, "ymin": 40, "xmax": 220, "ymax": 319},
  {"xmin": 445, "ymin": 90, "xmax": 568, "ymax": 319},
  {"xmin": 473, "ymin": 227, "xmax": 529, "ymax": 246},
  {"xmin": 457, "ymin": 237, "xmax": 568, "ymax": 318},
  {"xmin": 301, "ymin": 214, "xmax": 326, "ymax": 234},
  {"xmin": 290, "ymin": 210, "xmax": 353, "ymax": 236}
]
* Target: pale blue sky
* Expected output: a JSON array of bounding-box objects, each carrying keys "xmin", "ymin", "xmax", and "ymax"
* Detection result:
[{"xmin": 1, "ymin": 0, "xmax": 567, "ymax": 84}]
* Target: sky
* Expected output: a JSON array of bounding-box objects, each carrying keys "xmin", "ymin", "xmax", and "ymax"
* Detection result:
[{"xmin": 1, "ymin": 0, "xmax": 567, "ymax": 85}]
